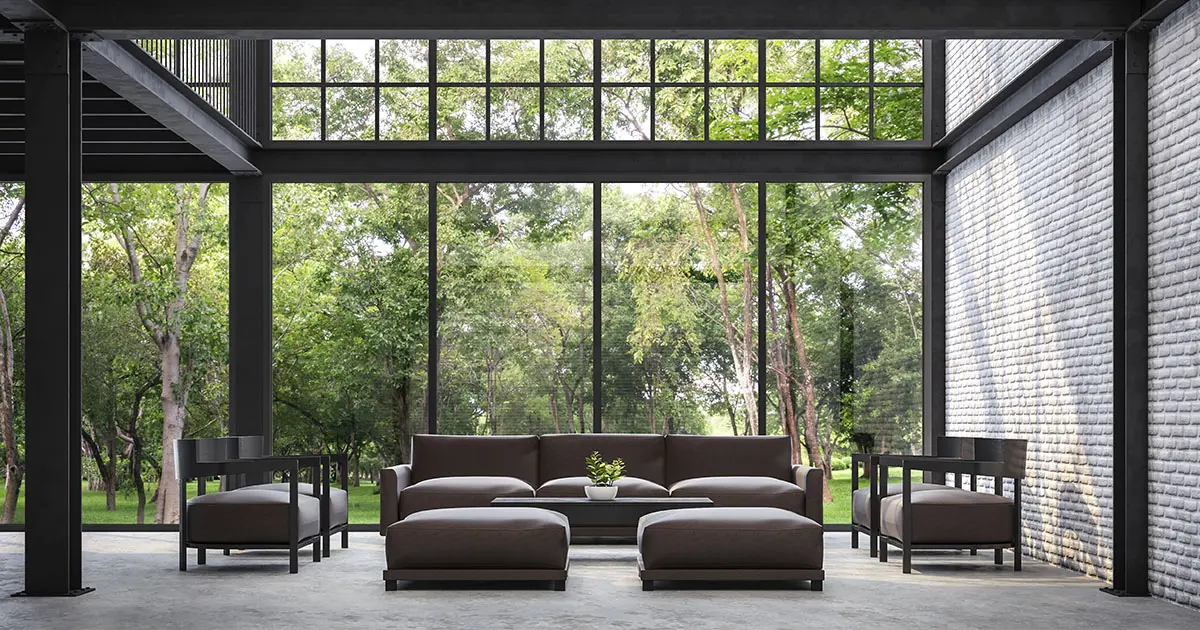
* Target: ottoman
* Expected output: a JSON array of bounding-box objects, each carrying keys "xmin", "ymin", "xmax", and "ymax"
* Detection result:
[
  {"xmin": 637, "ymin": 507, "xmax": 824, "ymax": 590},
  {"xmin": 384, "ymin": 507, "xmax": 570, "ymax": 591}
]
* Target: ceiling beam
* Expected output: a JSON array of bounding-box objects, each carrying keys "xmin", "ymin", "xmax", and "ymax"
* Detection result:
[
  {"xmin": 41, "ymin": 0, "xmax": 1139, "ymax": 39},
  {"xmin": 255, "ymin": 144, "xmax": 938, "ymax": 182},
  {"xmin": 0, "ymin": 0, "xmax": 62, "ymax": 30},
  {"xmin": 80, "ymin": 40, "xmax": 259, "ymax": 175}
]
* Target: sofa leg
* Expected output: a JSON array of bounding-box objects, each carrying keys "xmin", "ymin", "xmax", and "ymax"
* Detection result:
[
  {"xmin": 553, "ymin": 580, "xmax": 566, "ymax": 592},
  {"xmin": 342, "ymin": 530, "xmax": 349, "ymax": 549},
  {"xmin": 223, "ymin": 549, "xmax": 231, "ymax": 556},
  {"xmin": 994, "ymin": 549, "xmax": 1003, "ymax": 566},
  {"xmin": 810, "ymin": 580, "xmax": 823, "ymax": 592},
  {"xmin": 642, "ymin": 580, "xmax": 655, "ymax": 592},
  {"xmin": 197, "ymin": 549, "xmax": 206, "ymax": 566},
  {"xmin": 970, "ymin": 549, "xmax": 978, "ymax": 556},
  {"xmin": 385, "ymin": 580, "xmax": 399, "ymax": 592}
]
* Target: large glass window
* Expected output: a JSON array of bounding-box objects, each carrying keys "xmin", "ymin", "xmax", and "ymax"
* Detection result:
[{"xmin": 271, "ymin": 39, "xmax": 923, "ymax": 142}]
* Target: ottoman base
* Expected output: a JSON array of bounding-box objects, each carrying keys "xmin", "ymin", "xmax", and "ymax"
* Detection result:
[
  {"xmin": 637, "ymin": 557, "xmax": 823, "ymax": 591},
  {"xmin": 384, "ymin": 563, "xmax": 569, "ymax": 591}
]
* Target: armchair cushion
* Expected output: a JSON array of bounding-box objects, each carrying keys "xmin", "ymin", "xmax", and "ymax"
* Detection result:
[
  {"xmin": 536, "ymin": 476, "xmax": 668, "ymax": 498},
  {"xmin": 669, "ymin": 476, "xmax": 805, "ymax": 514},
  {"xmin": 234, "ymin": 483, "xmax": 349, "ymax": 527},
  {"xmin": 851, "ymin": 483, "xmax": 944, "ymax": 526},
  {"xmin": 399, "ymin": 476, "xmax": 535, "ymax": 519},
  {"xmin": 186, "ymin": 489, "xmax": 321, "ymax": 545},
  {"xmin": 878, "ymin": 488, "xmax": 1015, "ymax": 544}
]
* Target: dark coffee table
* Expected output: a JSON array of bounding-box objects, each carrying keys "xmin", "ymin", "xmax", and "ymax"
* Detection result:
[{"xmin": 491, "ymin": 497, "xmax": 713, "ymax": 538}]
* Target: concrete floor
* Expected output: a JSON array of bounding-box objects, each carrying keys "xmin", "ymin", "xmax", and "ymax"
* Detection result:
[{"xmin": 0, "ymin": 532, "xmax": 1196, "ymax": 630}]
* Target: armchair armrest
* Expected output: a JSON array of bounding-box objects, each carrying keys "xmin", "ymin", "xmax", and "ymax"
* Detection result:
[
  {"xmin": 380, "ymin": 464, "xmax": 412, "ymax": 535},
  {"xmin": 792, "ymin": 465, "xmax": 823, "ymax": 525}
]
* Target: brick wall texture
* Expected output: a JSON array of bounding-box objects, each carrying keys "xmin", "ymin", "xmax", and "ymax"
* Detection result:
[
  {"xmin": 946, "ymin": 39, "xmax": 1062, "ymax": 130},
  {"xmin": 1148, "ymin": 0, "xmax": 1200, "ymax": 609},
  {"xmin": 945, "ymin": 63, "xmax": 1114, "ymax": 581}
]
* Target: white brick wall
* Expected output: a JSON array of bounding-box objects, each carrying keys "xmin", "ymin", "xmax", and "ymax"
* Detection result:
[
  {"xmin": 1148, "ymin": 0, "xmax": 1200, "ymax": 609},
  {"xmin": 946, "ymin": 40, "xmax": 1062, "ymax": 130},
  {"xmin": 945, "ymin": 63, "xmax": 1114, "ymax": 581}
]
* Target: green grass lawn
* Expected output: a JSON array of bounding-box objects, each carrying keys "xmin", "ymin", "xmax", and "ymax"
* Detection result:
[{"xmin": 1, "ymin": 470, "xmax": 897, "ymax": 526}]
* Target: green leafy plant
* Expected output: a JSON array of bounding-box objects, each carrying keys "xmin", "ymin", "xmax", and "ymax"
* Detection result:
[{"xmin": 585, "ymin": 451, "xmax": 626, "ymax": 487}]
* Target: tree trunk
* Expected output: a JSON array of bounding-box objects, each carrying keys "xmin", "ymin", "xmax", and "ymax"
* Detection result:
[
  {"xmin": 0, "ymin": 282, "xmax": 21, "ymax": 524},
  {"xmin": 155, "ymin": 335, "xmax": 187, "ymax": 525},
  {"xmin": 767, "ymin": 270, "xmax": 803, "ymax": 465},
  {"xmin": 392, "ymin": 374, "xmax": 413, "ymax": 464},
  {"xmin": 549, "ymin": 384, "xmax": 561, "ymax": 433},
  {"xmin": 782, "ymin": 275, "xmax": 833, "ymax": 503}
]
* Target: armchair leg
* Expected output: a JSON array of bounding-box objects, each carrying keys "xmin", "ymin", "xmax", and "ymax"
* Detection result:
[
  {"xmin": 851, "ymin": 528, "xmax": 859, "ymax": 549},
  {"xmin": 879, "ymin": 541, "xmax": 888, "ymax": 563},
  {"xmin": 902, "ymin": 541, "xmax": 911, "ymax": 574},
  {"xmin": 342, "ymin": 529, "xmax": 349, "ymax": 549},
  {"xmin": 290, "ymin": 544, "xmax": 299, "ymax": 574},
  {"xmin": 179, "ymin": 546, "xmax": 187, "ymax": 572},
  {"xmin": 313, "ymin": 538, "xmax": 322, "ymax": 562},
  {"xmin": 870, "ymin": 532, "xmax": 878, "ymax": 558},
  {"xmin": 323, "ymin": 533, "xmax": 331, "ymax": 558}
]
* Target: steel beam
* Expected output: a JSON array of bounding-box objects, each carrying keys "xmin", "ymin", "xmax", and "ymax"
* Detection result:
[
  {"xmin": 229, "ymin": 176, "xmax": 273, "ymax": 471},
  {"xmin": 79, "ymin": 40, "xmax": 259, "ymax": 174},
  {"xmin": 42, "ymin": 0, "xmax": 1139, "ymax": 39},
  {"xmin": 16, "ymin": 25, "xmax": 91, "ymax": 598},
  {"xmin": 258, "ymin": 145, "xmax": 937, "ymax": 182},
  {"xmin": 937, "ymin": 40, "xmax": 1112, "ymax": 173}
]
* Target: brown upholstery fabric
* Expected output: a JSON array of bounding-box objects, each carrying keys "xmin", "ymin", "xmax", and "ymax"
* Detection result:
[
  {"xmin": 664, "ymin": 435, "xmax": 791, "ymax": 484},
  {"xmin": 638, "ymin": 507, "xmax": 822, "ymax": 570},
  {"xmin": 186, "ymin": 489, "xmax": 321, "ymax": 544},
  {"xmin": 386, "ymin": 507, "xmax": 569, "ymax": 570},
  {"xmin": 850, "ymin": 483, "xmax": 944, "ymax": 526},
  {"xmin": 538, "ymin": 434, "xmax": 667, "ymax": 485},
  {"xmin": 879, "ymin": 488, "xmax": 1015, "ymax": 544},
  {"xmin": 399, "ymin": 476, "xmax": 535, "ymax": 519},
  {"xmin": 669, "ymin": 476, "xmax": 805, "ymax": 513},
  {"xmin": 411, "ymin": 435, "xmax": 539, "ymax": 486},
  {"xmin": 536, "ymin": 476, "xmax": 669, "ymax": 498},
  {"xmin": 234, "ymin": 483, "xmax": 349, "ymax": 526},
  {"xmin": 793, "ymin": 465, "xmax": 824, "ymax": 524},
  {"xmin": 380, "ymin": 464, "xmax": 411, "ymax": 534}
]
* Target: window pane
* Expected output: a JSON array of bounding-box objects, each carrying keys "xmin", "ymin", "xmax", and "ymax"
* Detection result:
[
  {"xmin": 820, "ymin": 39, "xmax": 870, "ymax": 83},
  {"xmin": 380, "ymin": 87, "xmax": 429, "ymax": 140},
  {"xmin": 380, "ymin": 40, "xmax": 429, "ymax": 83},
  {"xmin": 601, "ymin": 86, "xmax": 650, "ymax": 140},
  {"xmin": 709, "ymin": 40, "xmax": 758, "ymax": 83},
  {"xmin": 820, "ymin": 87, "xmax": 870, "ymax": 140},
  {"xmin": 437, "ymin": 40, "xmax": 486, "ymax": 83},
  {"xmin": 709, "ymin": 87, "xmax": 758, "ymax": 141},
  {"xmin": 656, "ymin": 40, "xmax": 704, "ymax": 83},
  {"xmin": 545, "ymin": 87, "xmax": 593, "ymax": 140},
  {"xmin": 491, "ymin": 39, "xmax": 540, "ymax": 83},
  {"xmin": 601, "ymin": 183, "xmax": 759, "ymax": 435},
  {"xmin": 326, "ymin": 40, "xmax": 376, "ymax": 83},
  {"xmin": 602, "ymin": 40, "xmax": 650, "ymax": 83},
  {"xmin": 655, "ymin": 87, "xmax": 704, "ymax": 141},
  {"xmin": 766, "ymin": 87, "xmax": 816, "ymax": 140},
  {"xmin": 437, "ymin": 183, "xmax": 594, "ymax": 436},
  {"xmin": 490, "ymin": 86, "xmax": 540, "ymax": 140},
  {"xmin": 326, "ymin": 87, "xmax": 376, "ymax": 140},
  {"xmin": 437, "ymin": 87, "xmax": 487, "ymax": 140},
  {"xmin": 545, "ymin": 40, "xmax": 593, "ymax": 83},
  {"xmin": 272, "ymin": 87, "xmax": 321, "ymax": 140},
  {"xmin": 874, "ymin": 87, "xmax": 923, "ymax": 140},
  {"xmin": 874, "ymin": 40, "xmax": 923, "ymax": 83},
  {"xmin": 273, "ymin": 40, "xmax": 321, "ymax": 82},
  {"xmin": 766, "ymin": 40, "xmax": 816, "ymax": 83},
  {"xmin": 765, "ymin": 182, "xmax": 923, "ymax": 523}
]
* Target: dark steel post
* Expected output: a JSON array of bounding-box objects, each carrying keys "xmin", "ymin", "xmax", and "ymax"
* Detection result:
[
  {"xmin": 427, "ymin": 183, "xmax": 438, "ymax": 433},
  {"xmin": 229, "ymin": 176, "xmax": 273, "ymax": 475},
  {"xmin": 18, "ymin": 26, "xmax": 91, "ymax": 598},
  {"xmin": 593, "ymin": 182, "xmax": 602, "ymax": 434},
  {"xmin": 757, "ymin": 183, "xmax": 767, "ymax": 436},
  {"xmin": 922, "ymin": 40, "xmax": 948, "ymax": 463}
]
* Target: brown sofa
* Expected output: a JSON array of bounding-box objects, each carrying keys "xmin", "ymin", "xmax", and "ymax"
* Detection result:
[{"xmin": 380, "ymin": 434, "xmax": 823, "ymax": 536}]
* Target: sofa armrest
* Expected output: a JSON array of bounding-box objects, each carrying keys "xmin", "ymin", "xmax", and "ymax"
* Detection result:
[
  {"xmin": 379, "ymin": 464, "xmax": 412, "ymax": 535},
  {"xmin": 792, "ymin": 465, "xmax": 823, "ymax": 525}
]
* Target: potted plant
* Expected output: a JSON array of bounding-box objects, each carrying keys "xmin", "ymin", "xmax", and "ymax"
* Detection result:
[{"xmin": 584, "ymin": 451, "xmax": 626, "ymax": 500}]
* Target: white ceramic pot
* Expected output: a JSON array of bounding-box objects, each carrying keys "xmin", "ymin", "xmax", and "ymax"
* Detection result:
[{"xmin": 584, "ymin": 485, "xmax": 619, "ymax": 500}]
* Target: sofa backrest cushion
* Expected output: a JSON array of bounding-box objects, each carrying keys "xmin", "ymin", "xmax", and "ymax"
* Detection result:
[
  {"xmin": 665, "ymin": 435, "xmax": 792, "ymax": 485},
  {"xmin": 410, "ymin": 435, "xmax": 539, "ymax": 486},
  {"xmin": 538, "ymin": 434, "xmax": 666, "ymax": 485}
]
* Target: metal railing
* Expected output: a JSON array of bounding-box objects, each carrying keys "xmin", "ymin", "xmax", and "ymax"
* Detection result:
[{"xmin": 134, "ymin": 39, "xmax": 258, "ymax": 139}]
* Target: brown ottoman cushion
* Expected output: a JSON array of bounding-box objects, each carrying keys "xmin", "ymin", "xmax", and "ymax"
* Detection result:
[
  {"xmin": 386, "ymin": 507, "xmax": 569, "ymax": 570},
  {"xmin": 187, "ymin": 489, "xmax": 321, "ymax": 544},
  {"xmin": 879, "ymin": 488, "xmax": 1015, "ymax": 544},
  {"xmin": 638, "ymin": 507, "xmax": 823, "ymax": 570},
  {"xmin": 537, "ymin": 476, "xmax": 668, "ymax": 498}
]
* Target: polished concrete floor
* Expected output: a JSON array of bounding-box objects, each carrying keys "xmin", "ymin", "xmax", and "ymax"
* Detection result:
[{"xmin": 0, "ymin": 532, "xmax": 1196, "ymax": 630}]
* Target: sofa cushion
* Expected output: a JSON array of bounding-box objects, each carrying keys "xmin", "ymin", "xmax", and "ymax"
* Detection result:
[
  {"xmin": 234, "ymin": 482, "xmax": 350, "ymax": 527},
  {"xmin": 851, "ymin": 483, "xmax": 944, "ymax": 526},
  {"xmin": 399, "ymin": 476, "xmax": 535, "ymax": 519},
  {"xmin": 879, "ymin": 488, "xmax": 1015, "ymax": 544},
  {"xmin": 665, "ymin": 435, "xmax": 791, "ymax": 485},
  {"xmin": 386, "ymin": 507, "xmax": 569, "ymax": 570},
  {"xmin": 537, "ymin": 476, "xmax": 669, "ymax": 498},
  {"xmin": 411, "ymin": 434, "xmax": 540, "ymax": 486},
  {"xmin": 638, "ymin": 507, "xmax": 822, "ymax": 570},
  {"xmin": 186, "ymin": 489, "xmax": 321, "ymax": 544},
  {"xmin": 669, "ymin": 476, "xmax": 805, "ymax": 513},
  {"xmin": 538, "ymin": 434, "xmax": 667, "ymax": 485}
]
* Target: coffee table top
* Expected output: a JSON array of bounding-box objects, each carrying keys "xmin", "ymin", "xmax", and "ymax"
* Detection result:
[
  {"xmin": 491, "ymin": 496, "xmax": 713, "ymax": 528},
  {"xmin": 492, "ymin": 497, "xmax": 712, "ymax": 506}
]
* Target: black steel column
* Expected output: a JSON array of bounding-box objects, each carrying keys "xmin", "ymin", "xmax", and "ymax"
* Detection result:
[
  {"xmin": 1105, "ymin": 32, "xmax": 1150, "ymax": 598},
  {"xmin": 19, "ymin": 27, "xmax": 91, "ymax": 597},
  {"xmin": 427, "ymin": 184, "xmax": 438, "ymax": 434},
  {"xmin": 922, "ymin": 40, "xmax": 947, "ymax": 456},
  {"xmin": 229, "ymin": 177, "xmax": 273, "ymax": 455},
  {"xmin": 592, "ymin": 182, "xmax": 602, "ymax": 434}
]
